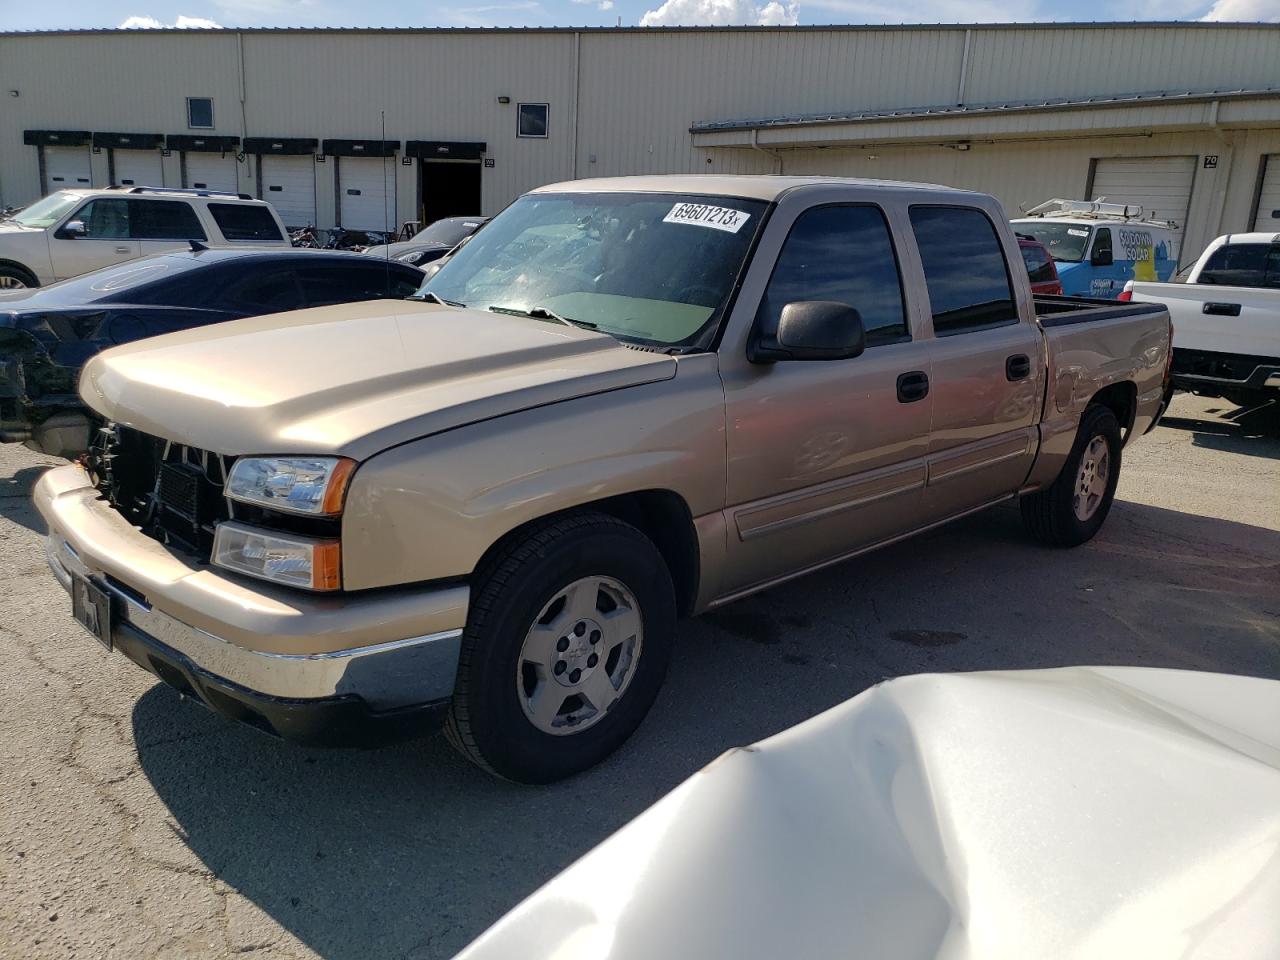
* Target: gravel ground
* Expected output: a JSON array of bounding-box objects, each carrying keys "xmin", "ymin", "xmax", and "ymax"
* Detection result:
[{"xmin": 1, "ymin": 392, "xmax": 1277, "ymax": 960}]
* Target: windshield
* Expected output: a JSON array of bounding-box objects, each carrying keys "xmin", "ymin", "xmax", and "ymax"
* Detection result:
[
  {"xmin": 1015, "ymin": 221, "xmax": 1092, "ymax": 262},
  {"xmin": 412, "ymin": 217, "xmax": 485, "ymax": 247},
  {"xmin": 10, "ymin": 191, "xmax": 82, "ymax": 229},
  {"xmin": 417, "ymin": 192, "xmax": 767, "ymax": 348}
]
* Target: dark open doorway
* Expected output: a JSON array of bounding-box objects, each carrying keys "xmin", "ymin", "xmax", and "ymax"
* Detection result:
[{"xmin": 420, "ymin": 160, "xmax": 482, "ymax": 226}]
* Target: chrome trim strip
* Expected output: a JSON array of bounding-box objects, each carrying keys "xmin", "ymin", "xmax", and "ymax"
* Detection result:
[
  {"xmin": 737, "ymin": 476, "xmax": 924, "ymax": 541},
  {"xmin": 927, "ymin": 446, "xmax": 1031, "ymax": 485}
]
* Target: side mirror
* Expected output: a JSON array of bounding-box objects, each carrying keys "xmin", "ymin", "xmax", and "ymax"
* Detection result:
[
  {"xmin": 58, "ymin": 219, "xmax": 88, "ymax": 239},
  {"xmin": 750, "ymin": 301, "xmax": 866, "ymax": 363},
  {"xmin": 1091, "ymin": 247, "xmax": 1113, "ymax": 267}
]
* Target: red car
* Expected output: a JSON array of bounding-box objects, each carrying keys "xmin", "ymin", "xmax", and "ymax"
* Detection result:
[{"xmin": 1018, "ymin": 235, "xmax": 1063, "ymax": 295}]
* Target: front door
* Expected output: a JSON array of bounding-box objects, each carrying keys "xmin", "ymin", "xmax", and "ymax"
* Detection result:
[
  {"xmin": 719, "ymin": 203, "xmax": 933, "ymax": 598},
  {"xmin": 49, "ymin": 198, "xmax": 140, "ymax": 280},
  {"xmin": 906, "ymin": 204, "xmax": 1045, "ymax": 522}
]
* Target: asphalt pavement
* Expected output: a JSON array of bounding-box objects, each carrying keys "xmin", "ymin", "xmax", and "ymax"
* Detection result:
[{"xmin": 1, "ymin": 392, "xmax": 1277, "ymax": 959}]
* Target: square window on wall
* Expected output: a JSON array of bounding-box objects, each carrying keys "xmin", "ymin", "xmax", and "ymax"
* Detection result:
[
  {"xmin": 187, "ymin": 97, "xmax": 214, "ymax": 129},
  {"xmin": 517, "ymin": 103, "xmax": 549, "ymax": 139}
]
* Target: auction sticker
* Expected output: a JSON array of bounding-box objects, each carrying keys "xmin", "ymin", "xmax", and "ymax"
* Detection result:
[
  {"xmin": 1067, "ymin": 228, "xmax": 1090, "ymax": 237},
  {"xmin": 663, "ymin": 203, "xmax": 751, "ymax": 233}
]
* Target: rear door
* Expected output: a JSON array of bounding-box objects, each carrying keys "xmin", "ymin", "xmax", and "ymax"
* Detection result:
[
  {"xmin": 130, "ymin": 199, "xmax": 208, "ymax": 259},
  {"xmin": 48, "ymin": 198, "xmax": 140, "ymax": 279},
  {"xmin": 907, "ymin": 204, "xmax": 1045, "ymax": 521},
  {"xmin": 719, "ymin": 200, "xmax": 933, "ymax": 596}
]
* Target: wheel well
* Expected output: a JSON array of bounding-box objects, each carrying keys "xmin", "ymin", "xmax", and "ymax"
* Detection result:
[
  {"xmin": 0, "ymin": 260, "xmax": 38, "ymax": 286},
  {"xmin": 1087, "ymin": 382, "xmax": 1137, "ymax": 439},
  {"xmin": 475, "ymin": 490, "xmax": 701, "ymax": 618}
]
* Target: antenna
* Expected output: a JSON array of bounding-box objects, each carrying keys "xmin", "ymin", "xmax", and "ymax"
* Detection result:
[{"xmin": 381, "ymin": 109, "xmax": 391, "ymax": 297}]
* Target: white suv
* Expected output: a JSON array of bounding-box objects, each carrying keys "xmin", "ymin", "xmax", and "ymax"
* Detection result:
[{"xmin": 0, "ymin": 186, "xmax": 290, "ymax": 289}]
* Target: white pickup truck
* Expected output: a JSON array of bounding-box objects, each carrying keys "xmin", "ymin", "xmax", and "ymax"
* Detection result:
[{"xmin": 1123, "ymin": 232, "xmax": 1280, "ymax": 407}]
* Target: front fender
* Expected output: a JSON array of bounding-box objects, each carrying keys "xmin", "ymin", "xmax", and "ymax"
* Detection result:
[{"xmin": 340, "ymin": 356, "xmax": 727, "ymax": 591}]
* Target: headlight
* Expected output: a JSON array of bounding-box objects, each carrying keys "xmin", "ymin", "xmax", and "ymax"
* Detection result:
[
  {"xmin": 226, "ymin": 456, "xmax": 354, "ymax": 516},
  {"xmin": 212, "ymin": 522, "xmax": 341, "ymax": 591},
  {"xmin": 394, "ymin": 251, "xmax": 426, "ymax": 265}
]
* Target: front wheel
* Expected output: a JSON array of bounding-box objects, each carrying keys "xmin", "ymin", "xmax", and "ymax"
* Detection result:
[
  {"xmin": 446, "ymin": 513, "xmax": 676, "ymax": 783},
  {"xmin": 1020, "ymin": 404, "xmax": 1122, "ymax": 547}
]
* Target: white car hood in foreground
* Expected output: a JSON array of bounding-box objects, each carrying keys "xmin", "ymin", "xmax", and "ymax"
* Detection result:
[{"xmin": 457, "ymin": 667, "xmax": 1280, "ymax": 960}]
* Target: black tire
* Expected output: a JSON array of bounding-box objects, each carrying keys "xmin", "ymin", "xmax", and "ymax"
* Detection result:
[
  {"xmin": 446, "ymin": 512, "xmax": 676, "ymax": 783},
  {"xmin": 0, "ymin": 263, "xmax": 38, "ymax": 290},
  {"xmin": 1020, "ymin": 404, "xmax": 1122, "ymax": 547}
]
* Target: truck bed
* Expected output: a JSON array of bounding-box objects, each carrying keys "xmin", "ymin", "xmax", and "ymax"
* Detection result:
[{"xmin": 1034, "ymin": 294, "xmax": 1168, "ymax": 327}]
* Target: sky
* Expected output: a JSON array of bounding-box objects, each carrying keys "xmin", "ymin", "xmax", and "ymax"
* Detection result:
[{"xmin": 0, "ymin": 0, "xmax": 1276, "ymax": 31}]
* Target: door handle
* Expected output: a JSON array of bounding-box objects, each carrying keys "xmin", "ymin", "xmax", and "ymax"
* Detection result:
[
  {"xmin": 896, "ymin": 370, "xmax": 929, "ymax": 404},
  {"xmin": 1203, "ymin": 302, "xmax": 1242, "ymax": 317},
  {"xmin": 1006, "ymin": 353, "xmax": 1032, "ymax": 381},
  {"xmin": 114, "ymin": 246, "xmax": 130, "ymax": 254}
]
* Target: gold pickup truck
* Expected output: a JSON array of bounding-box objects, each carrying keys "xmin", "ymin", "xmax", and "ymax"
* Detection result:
[{"xmin": 35, "ymin": 176, "xmax": 1173, "ymax": 782}]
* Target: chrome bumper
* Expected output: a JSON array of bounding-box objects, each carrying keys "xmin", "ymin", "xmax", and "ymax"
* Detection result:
[{"xmin": 46, "ymin": 534, "xmax": 463, "ymax": 708}]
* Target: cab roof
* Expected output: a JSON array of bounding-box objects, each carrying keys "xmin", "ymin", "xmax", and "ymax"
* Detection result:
[{"xmin": 531, "ymin": 174, "xmax": 982, "ymax": 203}]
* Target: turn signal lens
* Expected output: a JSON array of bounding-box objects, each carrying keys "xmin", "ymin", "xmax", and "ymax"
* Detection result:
[{"xmin": 212, "ymin": 522, "xmax": 341, "ymax": 592}]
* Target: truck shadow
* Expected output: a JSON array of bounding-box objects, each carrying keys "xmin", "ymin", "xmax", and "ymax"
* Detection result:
[
  {"xmin": 1159, "ymin": 397, "xmax": 1280, "ymax": 458},
  {"xmin": 0, "ymin": 462, "xmax": 55, "ymax": 535},
  {"xmin": 132, "ymin": 500, "xmax": 1280, "ymax": 960}
]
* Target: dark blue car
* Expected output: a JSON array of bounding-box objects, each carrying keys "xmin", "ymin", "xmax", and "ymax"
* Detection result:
[{"xmin": 0, "ymin": 248, "xmax": 424, "ymax": 456}]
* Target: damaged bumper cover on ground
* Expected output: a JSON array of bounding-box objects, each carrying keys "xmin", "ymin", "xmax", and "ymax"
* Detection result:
[{"xmin": 457, "ymin": 666, "xmax": 1280, "ymax": 960}]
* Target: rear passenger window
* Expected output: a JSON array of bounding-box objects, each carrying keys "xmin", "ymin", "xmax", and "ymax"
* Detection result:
[
  {"xmin": 297, "ymin": 265, "xmax": 410, "ymax": 307},
  {"xmin": 1198, "ymin": 243, "xmax": 1280, "ymax": 288},
  {"xmin": 209, "ymin": 204, "xmax": 285, "ymax": 242},
  {"xmin": 223, "ymin": 270, "xmax": 304, "ymax": 314},
  {"xmin": 1020, "ymin": 244, "xmax": 1055, "ymax": 283},
  {"xmin": 910, "ymin": 206, "xmax": 1018, "ymax": 335},
  {"xmin": 757, "ymin": 205, "xmax": 908, "ymax": 347},
  {"xmin": 128, "ymin": 200, "xmax": 207, "ymax": 241}
]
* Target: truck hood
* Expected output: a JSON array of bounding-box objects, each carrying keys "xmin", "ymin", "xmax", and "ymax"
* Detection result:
[{"xmin": 79, "ymin": 300, "xmax": 677, "ymax": 459}]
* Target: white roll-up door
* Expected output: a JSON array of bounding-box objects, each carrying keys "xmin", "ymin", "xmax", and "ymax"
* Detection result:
[
  {"xmin": 185, "ymin": 152, "xmax": 239, "ymax": 194},
  {"xmin": 44, "ymin": 145, "xmax": 93, "ymax": 192},
  {"xmin": 1090, "ymin": 156, "xmax": 1196, "ymax": 258},
  {"xmin": 260, "ymin": 154, "xmax": 316, "ymax": 229},
  {"xmin": 338, "ymin": 156, "xmax": 396, "ymax": 232},
  {"xmin": 1252, "ymin": 156, "xmax": 1280, "ymax": 232},
  {"xmin": 113, "ymin": 149, "xmax": 164, "ymax": 188}
]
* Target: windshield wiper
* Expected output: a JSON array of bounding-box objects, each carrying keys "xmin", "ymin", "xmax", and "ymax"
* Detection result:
[
  {"xmin": 489, "ymin": 305, "xmax": 598, "ymax": 330},
  {"xmin": 413, "ymin": 291, "xmax": 465, "ymax": 307}
]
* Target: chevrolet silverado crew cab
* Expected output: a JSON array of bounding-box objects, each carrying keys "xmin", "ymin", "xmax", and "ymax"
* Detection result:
[
  {"xmin": 1123, "ymin": 232, "xmax": 1279, "ymax": 408},
  {"xmin": 36, "ymin": 176, "xmax": 1173, "ymax": 783},
  {"xmin": 0, "ymin": 186, "xmax": 290, "ymax": 289}
]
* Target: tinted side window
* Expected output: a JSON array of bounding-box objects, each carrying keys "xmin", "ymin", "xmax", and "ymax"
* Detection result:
[
  {"xmin": 298, "ymin": 264, "xmax": 418, "ymax": 306},
  {"xmin": 758, "ymin": 205, "xmax": 908, "ymax": 347},
  {"xmin": 209, "ymin": 204, "xmax": 285, "ymax": 242},
  {"xmin": 1020, "ymin": 245, "xmax": 1055, "ymax": 283},
  {"xmin": 221, "ymin": 269, "xmax": 305, "ymax": 314},
  {"xmin": 129, "ymin": 200, "xmax": 207, "ymax": 241},
  {"xmin": 1093, "ymin": 228, "xmax": 1113, "ymax": 261},
  {"xmin": 77, "ymin": 199, "xmax": 131, "ymax": 239},
  {"xmin": 1198, "ymin": 243, "xmax": 1279, "ymax": 288},
  {"xmin": 909, "ymin": 206, "xmax": 1018, "ymax": 335}
]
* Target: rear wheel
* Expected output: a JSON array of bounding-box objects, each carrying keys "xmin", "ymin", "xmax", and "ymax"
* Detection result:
[
  {"xmin": 446, "ymin": 513, "xmax": 676, "ymax": 783},
  {"xmin": 0, "ymin": 265, "xmax": 37, "ymax": 290},
  {"xmin": 1021, "ymin": 404, "xmax": 1122, "ymax": 547}
]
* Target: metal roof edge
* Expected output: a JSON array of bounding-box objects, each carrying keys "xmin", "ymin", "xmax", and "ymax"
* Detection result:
[{"xmin": 4, "ymin": 21, "xmax": 1280, "ymax": 38}]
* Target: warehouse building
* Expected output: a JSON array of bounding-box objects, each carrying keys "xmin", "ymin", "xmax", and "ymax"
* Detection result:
[{"xmin": 1, "ymin": 22, "xmax": 1278, "ymax": 265}]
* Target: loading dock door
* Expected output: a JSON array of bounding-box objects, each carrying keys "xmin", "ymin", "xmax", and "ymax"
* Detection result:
[
  {"xmin": 420, "ymin": 160, "xmax": 482, "ymax": 227},
  {"xmin": 1253, "ymin": 155, "xmax": 1280, "ymax": 232},
  {"xmin": 44, "ymin": 145, "xmax": 93, "ymax": 192},
  {"xmin": 1090, "ymin": 156, "xmax": 1196, "ymax": 259},
  {"xmin": 339, "ymin": 156, "xmax": 396, "ymax": 232},
  {"xmin": 260, "ymin": 154, "xmax": 316, "ymax": 229},
  {"xmin": 113, "ymin": 149, "xmax": 164, "ymax": 188},
  {"xmin": 185, "ymin": 152, "xmax": 238, "ymax": 194}
]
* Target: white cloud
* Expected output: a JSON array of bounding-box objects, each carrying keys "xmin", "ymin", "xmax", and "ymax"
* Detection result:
[
  {"xmin": 118, "ymin": 14, "xmax": 223, "ymax": 27},
  {"xmin": 571, "ymin": 0, "xmax": 617, "ymax": 8},
  {"xmin": 1200, "ymin": 0, "xmax": 1280, "ymax": 20},
  {"xmin": 640, "ymin": 0, "xmax": 798, "ymax": 26},
  {"xmin": 599, "ymin": 0, "xmax": 615, "ymax": 8},
  {"xmin": 798, "ymin": 0, "xmax": 1036, "ymax": 21}
]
